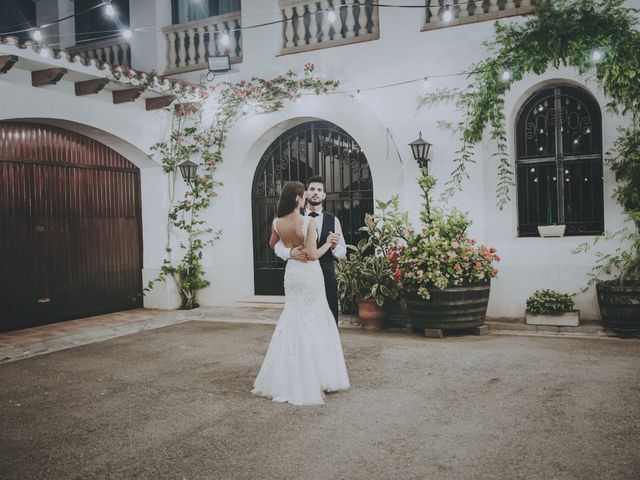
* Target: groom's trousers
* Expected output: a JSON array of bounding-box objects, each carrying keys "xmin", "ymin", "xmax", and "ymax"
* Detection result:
[{"xmin": 319, "ymin": 260, "xmax": 339, "ymax": 325}]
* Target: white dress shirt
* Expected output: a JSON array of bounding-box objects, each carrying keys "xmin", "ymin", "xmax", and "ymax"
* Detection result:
[{"xmin": 273, "ymin": 208, "xmax": 347, "ymax": 261}]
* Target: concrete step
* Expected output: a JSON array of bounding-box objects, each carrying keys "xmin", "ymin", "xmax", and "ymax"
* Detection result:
[{"xmin": 487, "ymin": 320, "xmax": 616, "ymax": 338}]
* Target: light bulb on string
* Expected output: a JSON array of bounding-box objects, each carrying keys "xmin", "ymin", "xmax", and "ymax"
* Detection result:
[
  {"xmin": 590, "ymin": 49, "xmax": 604, "ymax": 63},
  {"xmin": 122, "ymin": 29, "xmax": 132, "ymax": 40},
  {"xmin": 355, "ymin": 89, "xmax": 361, "ymax": 100},
  {"xmin": 32, "ymin": 29, "xmax": 43, "ymax": 42},
  {"xmin": 327, "ymin": 8, "xmax": 337, "ymax": 23},
  {"xmin": 443, "ymin": 8, "xmax": 453, "ymax": 23},
  {"xmin": 105, "ymin": 1, "xmax": 115, "ymax": 17},
  {"xmin": 422, "ymin": 77, "xmax": 430, "ymax": 90},
  {"xmin": 501, "ymin": 69, "xmax": 512, "ymax": 82},
  {"xmin": 39, "ymin": 47, "xmax": 49, "ymax": 58},
  {"xmin": 220, "ymin": 32, "xmax": 230, "ymax": 46}
]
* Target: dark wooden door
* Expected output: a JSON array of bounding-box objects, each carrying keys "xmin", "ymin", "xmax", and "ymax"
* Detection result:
[
  {"xmin": 0, "ymin": 122, "xmax": 143, "ymax": 331},
  {"xmin": 252, "ymin": 121, "xmax": 373, "ymax": 295}
]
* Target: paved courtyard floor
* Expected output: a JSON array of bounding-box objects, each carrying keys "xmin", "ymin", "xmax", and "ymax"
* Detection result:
[{"xmin": 1, "ymin": 320, "xmax": 639, "ymax": 480}]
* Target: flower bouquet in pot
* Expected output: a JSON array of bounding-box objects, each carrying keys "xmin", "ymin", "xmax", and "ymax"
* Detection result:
[{"xmin": 393, "ymin": 171, "xmax": 500, "ymax": 335}]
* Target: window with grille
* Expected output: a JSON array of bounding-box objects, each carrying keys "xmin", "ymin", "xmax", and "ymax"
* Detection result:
[{"xmin": 516, "ymin": 85, "xmax": 604, "ymax": 236}]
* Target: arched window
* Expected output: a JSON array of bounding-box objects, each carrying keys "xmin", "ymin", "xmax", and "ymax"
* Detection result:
[{"xmin": 516, "ymin": 85, "xmax": 604, "ymax": 236}]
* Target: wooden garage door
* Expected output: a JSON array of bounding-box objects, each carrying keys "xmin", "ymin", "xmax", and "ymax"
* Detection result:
[{"xmin": 0, "ymin": 122, "xmax": 143, "ymax": 331}]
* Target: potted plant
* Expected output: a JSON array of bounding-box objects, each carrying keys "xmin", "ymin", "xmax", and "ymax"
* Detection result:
[
  {"xmin": 525, "ymin": 289, "xmax": 579, "ymax": 326},
  {"xmin": 394, "ymin": 171, "xmax": 500, "ymax": 337},
  {"xmin": 337, "ymin": 197, "xmax": 407, "ymax": 330},
  {"xmin": 537, "ymin": 224, "xmax": 566, "ymax": 238},
  {"xmin": 576, "ymin": 127, "xmax": 640, "ymax": 337}
]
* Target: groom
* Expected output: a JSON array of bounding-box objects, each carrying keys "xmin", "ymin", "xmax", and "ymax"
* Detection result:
[{"xmin": 273, "ymin": 175, "xmax": 347, "ymax": 324}]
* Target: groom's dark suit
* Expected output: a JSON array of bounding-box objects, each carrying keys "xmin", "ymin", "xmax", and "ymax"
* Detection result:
[{"xmin": 307, "ymin": 210, "xmax": 340, "ymax": 324}]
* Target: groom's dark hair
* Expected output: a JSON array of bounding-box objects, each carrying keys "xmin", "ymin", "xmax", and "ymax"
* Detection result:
[{"xmin": 307, "ymin": 175, "xmax": 325, "ymax": 190}]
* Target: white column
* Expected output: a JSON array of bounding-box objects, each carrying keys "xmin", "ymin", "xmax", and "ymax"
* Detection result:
[
  {"xmin": 130, "ymin": 0, "xmax": 172, "ymax": 73},
  {"xmin": 57, "ymin": 0, "xmax": 75, "ymax": 49},
  {"xmin": 345, "ymin": 1, "xmax": 356, "ymax": 39},
  {"xmin": 308, "ymin": 3, "xmax": 319, "ymax": 45},
  {"xmin": 187, "ymin": 27, "xmax": 197, "ymax": 66},
  {"xmin": 357, "ymin": 0, "xmax": 367, "ymax": 35},
  {"xmin": 283, "ymin": 7, "xmax": 295, "ymax": 48}
]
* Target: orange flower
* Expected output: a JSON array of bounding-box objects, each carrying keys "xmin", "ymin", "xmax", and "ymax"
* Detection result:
[
  {"xmin": 475, "ymin": 262, "xmax": 482, "ymax": 270},
  {"xmin": 453, "ymin": 263, "xmax": 461, "ymax": 270}
]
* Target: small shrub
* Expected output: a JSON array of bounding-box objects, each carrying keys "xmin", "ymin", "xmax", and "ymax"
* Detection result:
[{"xmin": 526, "ymin": 289, "xmax": 574, "ymax": 315}]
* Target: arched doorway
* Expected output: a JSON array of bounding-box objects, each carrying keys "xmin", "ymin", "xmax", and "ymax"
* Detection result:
[
  {"xmin": 251, "ymin": 121, "xmax": 374, "ymax": 295},
  {"xmin": 0, "ymin": 121, "xmax": 143, "ymax": 331}
]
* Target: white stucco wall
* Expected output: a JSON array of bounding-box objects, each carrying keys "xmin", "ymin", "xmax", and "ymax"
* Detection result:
[
  {"xmin": 2, "ymin": 0, "xmax": 634, "ymax": 320},
  {"xmin": 175, "ymin": 1, "xmax": 630, "ymax": 320}
]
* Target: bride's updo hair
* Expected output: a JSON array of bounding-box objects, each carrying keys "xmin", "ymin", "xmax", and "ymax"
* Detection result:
[{"xmin": 276, "ymin": 181, "xmax": 305, "ymax": 218}]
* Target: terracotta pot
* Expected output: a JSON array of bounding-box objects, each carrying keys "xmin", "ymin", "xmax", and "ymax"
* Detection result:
[
  {"xmin": 405, "ymin": 282, "xmax": 491, "ymax": 331},
  {"xmin": 596, "ymin": 281, "xmax": 640, "ymax": 337},
  {"xmin": 357, "ymin": 299, "xmax": 386, "ymax": 331}
]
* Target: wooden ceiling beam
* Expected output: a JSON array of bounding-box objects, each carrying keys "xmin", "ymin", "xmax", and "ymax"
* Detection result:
[
  {"xmin": 0, "ymin": 55, "xmax": 18, "ymax": 73},
  {"xmin": 75, "ymin": 78, "xmax": 109, "ymax": 96},
  {"xmin": 31, "ymin": 68, "xmax": 67, "ymax": 87},
  {"xmin": 145, "ymin": 95, "xmax": 176, "ymax": 111},
  {"xmin": 112, "ymin": 88, "xmax": 142, "ymax": 104}
]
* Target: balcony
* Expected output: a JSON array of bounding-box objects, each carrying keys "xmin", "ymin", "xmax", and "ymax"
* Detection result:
[
  {"xmin": 162, "ymin": 11, "xmax": 242, "ymax": 75},
  {"xmin": 279, "ymin": 0, "xmax": 379, "ymax": 55},
  {"xmin": 66, "ymin": 38, "xmax": 131, "ymax": 68},
  {"xmin": 423, "ymin": 0, "xmax": 537, "ymax": 31}
]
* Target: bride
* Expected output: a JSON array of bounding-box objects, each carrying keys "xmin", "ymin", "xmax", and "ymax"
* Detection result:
[{"xmin": 251, "ymin": 181, "xmax": 350, "ymax": 406}]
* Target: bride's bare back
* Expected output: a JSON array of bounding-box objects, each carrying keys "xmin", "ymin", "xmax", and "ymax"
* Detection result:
[{"xmin": 274, "ymin": 213, "xmax": 306, "ymax": 249}]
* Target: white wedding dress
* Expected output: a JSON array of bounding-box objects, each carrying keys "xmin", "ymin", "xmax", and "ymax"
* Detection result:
[{"xmin": 252, "ymin": 216, "xmax": 350, "ymax": 406}]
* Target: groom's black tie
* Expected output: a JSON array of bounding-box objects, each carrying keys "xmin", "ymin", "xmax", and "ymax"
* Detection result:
[{"xmin": 308, "ymin": 212, "xmax": 319, "ymax": 218}]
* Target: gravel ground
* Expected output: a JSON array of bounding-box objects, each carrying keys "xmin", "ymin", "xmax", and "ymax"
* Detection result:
[{"xmin": 1, "ymin": 321, "xmax": 639, "ymax": 480}]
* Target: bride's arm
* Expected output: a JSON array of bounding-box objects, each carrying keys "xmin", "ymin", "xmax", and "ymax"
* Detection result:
[
  {"xmin": 268, "ymin": 225, "xmax": 280, "ymax": 249},
  {"xmin": 305, "ymin": 218, "xmax": 332, "ymax": 260}
]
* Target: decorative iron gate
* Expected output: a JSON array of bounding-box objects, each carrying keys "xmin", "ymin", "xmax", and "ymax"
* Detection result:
[
  {"xmin": 0, "ymin": 122, "xmax": 143, "ymax": 331},
  {"xmin": 252, "ymin": 121, "xmax": 373, "ymax": 295}
]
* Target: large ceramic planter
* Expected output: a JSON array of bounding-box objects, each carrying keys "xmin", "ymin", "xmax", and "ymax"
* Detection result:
[
  {"xmin": 596, "ymin": 281, "xmax": 640, "ymax": 337},
  {"xmin": 405, "ymin": 282, "xmax": 491, "ymax": 331},
  {"xmin": 357, "ymin": 299, "xmax": 386, "ymax": 331}
]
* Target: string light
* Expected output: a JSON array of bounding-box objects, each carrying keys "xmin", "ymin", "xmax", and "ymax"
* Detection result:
[
  {"xmin": 39, "ymin": 47, "xmax": 49, "ymax": 58},
  {"xmin": 355, "ymin": 89, "xmax": 361, "ymax": 100},
  {"xmin": 590, "ymin": 49, "xmax": 604, "ymax": 62},
  {"xmin": 443, "ymin": 8, "xmax": 453, "ymax": 23},
  {"xmin": 122, "ymin": 29, "xmax": 132, "ymax": 39},
  {"xmin": 220, "ymin": 32, "xmax": 230, "ymax": 45},
  {"xmin": 105, "ymin": 1, "xmax": 115, "ymax": 17},
  {"xmin": 501, "ymin": 69, "xmax": 512, "ymax": 81},
  {"xmin": 32, "ymin": 29, "xmax": 43, "ymax": 41},
  {"xmin": 422, "ymin": 77, "xmax": 430, "ymax": 89},
  {"xmin": 327, "ymin": 8, "xmax": 337, "ymax": 23}
]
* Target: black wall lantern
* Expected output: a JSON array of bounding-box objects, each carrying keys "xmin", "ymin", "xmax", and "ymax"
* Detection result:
[
  {"xmin": 178, "ymin": 159, "xmax": 198, "ymax": 184},
  {"xmin": 409, "ymin": 131, "xmax": 432, "ymax": 170}
]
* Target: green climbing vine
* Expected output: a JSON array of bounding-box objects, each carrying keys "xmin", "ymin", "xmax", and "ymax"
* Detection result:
[
  {"xmin": 112, "ymin": 64, "xmax": 339, "ymax": 308},
  {"xmin": 419, "ymin": 0, "xmax": 639, "ymax": 208}
]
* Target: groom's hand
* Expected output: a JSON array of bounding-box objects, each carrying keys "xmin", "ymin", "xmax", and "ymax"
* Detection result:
[
  {"xmin": 328, "ymin": 232, "xmax": 341, "ymax": 249},
  {"xmin": 291, "ymin": 246, "xmax": 309, "ymax": 262}
]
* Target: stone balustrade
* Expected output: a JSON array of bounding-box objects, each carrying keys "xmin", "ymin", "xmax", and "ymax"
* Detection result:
[
  {"xmin": 279, "ymin": 0, "xmax": 380, "ymax": 55},
  {"xmin": 424, "ymin": 0, "xmax": 538, "ymax": 30},
  {"xmin": 67, "ymin": 38, "xmax": 131, "ymax": 68},
  {"xmin": 162, "ymin": 11, "xmax": 242, "ymax": 75}
]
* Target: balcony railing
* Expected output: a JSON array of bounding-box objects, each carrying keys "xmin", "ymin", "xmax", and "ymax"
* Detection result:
[
  {"xmin": 162, "ymin": 11, "xmax": 242, "ymax": 75},
  {"xmin": 424, "ymin": 0, "xmax": 537, "ymax": 30},
  {"xmin": 279, "ymin": 0, "xmax": 379, "ymax": 55},
  {"xmin": 66, "ymin": 37, "xmax": 131, "ymax": 67}
]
